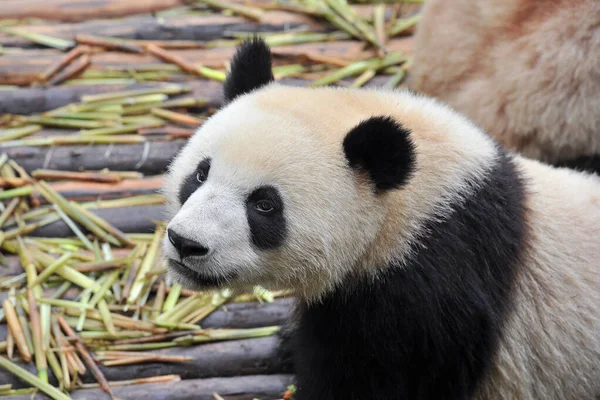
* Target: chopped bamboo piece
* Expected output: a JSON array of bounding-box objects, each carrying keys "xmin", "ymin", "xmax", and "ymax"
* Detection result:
[
  {"xmin": 36, "ymin": 181, "xmax": 117, "ymax": 245},
  {"xmin": 127, "ymin": 224, "xmax": 165, "ymax": 304},
  {"xmin": 0, "ymin": 356, "xmax": 70, "ymax": 400},
  {"xmin": 29, "ymin": 252, "xmax": 73, "ymax": 288},
  {"xmin": 0, "ymin": 125, "xmax": 42, "ymax": 142},
  {"xmin": 151, "ymin": 108, "xmax": 204, "ymax": 126},
  {"xmin": 388, "ymin": 13, "xmax": 422, "ymax": 37},
  {"xmin": 52, "ymin": 204, "xmax": 95, "ymax": 251},
  {"xmin": 2, "ymin": 299, "xmax": 32, "ymax": 362},
  {"xmin": 0, "ymin": 27, "xmax": 74, "ymax": 50},
  {"xmin": 76, "ymin": 34, "xmax": 143, "ymax": 53},
  {"xmin": 0, "ymin": 198, "xmax": 20, "ymax": 227},
  {"xmin": 48, "ymin": 54, "xmax": 91, "ymax": 86},
  {"xmin": 57, "ymin": 315, "xmax": 116, "ymax": 399},
  {"xmin": 69, "ymin": 200, "xmax": 136, "ymax": 247},
  {"xmin": 373, "ymin": 4, "xmax": 387, "ymax": 48},
  {"xmin": 201, "ymin": 0, "xmax": 264, "ymax": 21},
  {"xmin": 26, "ymin": 116, "xmax": 109, "ymax": 129},
  {"xmin": 81, "ymin": 85, "xmax": 190, "ymax": 103},
  {"xmin": 0, "ymin": 135, "xmax": 145, "ymax": 148},
  {"xmin": 0, "ymin": 185, "xmax": 33, "ymax": 201},
  {"xmin": 384, "ymin": 67, "xmax": 407, "ymax": 88},
  {"xmin": 39, "ymin": 45, "xmax": 88, "ymax": 82},
  {"xmin": 27, "ymin": 289, "xmax": 48, "ymax": 383},
  {"xmin": 78, "ymin": 374, "xmax": 180, "ymax": 389}
]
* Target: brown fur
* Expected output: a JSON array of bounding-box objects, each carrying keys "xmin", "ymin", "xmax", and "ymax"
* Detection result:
[{"xmin": 409, "ymin": 0, "xmax": 600, "ymax": 164}]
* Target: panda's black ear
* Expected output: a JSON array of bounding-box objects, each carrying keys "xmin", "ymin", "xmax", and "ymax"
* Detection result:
[
  {"xmin": 343, "ymin": 116, "xmax": 416, "ymax": 192},
  {"xmin": 223, "ymin": 37, "xmax": 274, "ymax": 103}
]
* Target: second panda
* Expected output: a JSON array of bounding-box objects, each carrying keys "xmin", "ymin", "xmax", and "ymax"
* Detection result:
[{"xmin": 162, "ymin": 39, "xmax": 600, "ymax": 400}]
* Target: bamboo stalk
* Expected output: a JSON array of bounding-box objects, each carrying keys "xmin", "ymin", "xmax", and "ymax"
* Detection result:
[
  {"xmin": 310, "ymin": 52, "xmax": 405, "ymax": 86},
  {"xmin": 151, "ymin": 280, "xmax": 167, "ymax": 320},
  {"xmin": 76, "ymin": 34, "xmax": 143, "ymax": 53},
  {"xmin": 151, "ymin": 108, "xmax": 204, "ymax": 126},
  {"xmin": 0, "ymin": 356, "xmax": 70, "ymax": 400},
  {"xmin": 52, "ymin": 204, "xmax": 95, "ymax": 251},
  {"xmin": 36, "ymin": 181, "xmax": 118, "ymax": 245},
  {"xmin": 81, "ymin": 85, "xmax": 190, "ymax": 103},
  {"xmin": 69, "ymin": 200, "xmax": 136, "ymax": 247},
  {"xmin": 0, "ymin": 125, "xmax": 42, "ymax": 142},
  {"xmin": 29, "ymin": 252, "xmax": 73, "ymax": 288},
  {"xmin": 102, "ymin": 354, "xmax": 192, "ymax": 366},
  {"xmin": 26, "ymin": 116, "xmax": 109, "ymax": 129},
  {"xmin": 0, "ymin": 27, "xmax": 74, "ymax": 50},
  {"xmin": 144, "ymin": 43, "xmax": 200, "ymax": 76},
  {"xmin": 0, "ymin": 134, "xmax": 145, "ymax": 148},
  {"xmin": 127, "ymin": 224, "xmax": 165, "ymax": 304},
  {"xmin": 388, "ymin": 13, "xmax": 422, "ymax": 37},
  {"xmin": 48, "ymin": 54, "xmax": 91, "ymax": 86},
  {"xmin": 78, "ymin": 374, "xmax": 180, "ymax": 389},
  {"xmin": 79, "ymin": 122, "xmax": 163, "ymax": 137},
  {"xmin": 57, "ymin": 315, "xmax": 116, "ymax": 399},
  {"xmin": 373, "ymin": 4, "xmax": 387, "ymax": 48},
  {"xmin": 27, "ymin": 289, "xmax": 48, "ymax": 383},
  {"xmin": 384, "ymin": 67, "xmax": 406, "ymax": 88},
  {"xmin": 2, "ymin": 299, "xmax": 32, "ymax": 362},
  {"xmin": 51, "ymin": 322, "xmax": 71, "ymax": 389},
  {"xmin": 45, "ymin": 348, "xmax": 64, "ymax": 390},
  {"xmin": 201, "ymin": 0, "xmax": 264, "ymax": 21},
  {"xmin": 39, "ymin": 45, "xmax": 88, "ymax": 82},
  {"xmin": 0, "ymin": 185, "xmax": 33, "ymax": 201},
  {"xmin": 325, "ymin": 0, "xmax": 383, "ymax": 52},
  {"xmin": 123, "ymin": 96, "xmax": 207, "ymax": 115},
  {"xmin": 0, "ymin": 198, "xmax": 20, "ymax": 227},
  {"xmin": 40, "ymin": 304, "xmax": 51, "ymax": 352}
]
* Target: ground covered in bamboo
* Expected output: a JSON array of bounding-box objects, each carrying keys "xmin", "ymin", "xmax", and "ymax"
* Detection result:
[{"xmin": 0, "ymin": 1, "xmax": 422, "ymax": 399}]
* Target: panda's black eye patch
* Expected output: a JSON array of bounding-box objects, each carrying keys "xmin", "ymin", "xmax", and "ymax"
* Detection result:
[
  {"xmin": 178, "ymin": 158, "xmax": 211, "ymax": 206},
  {"xmin": 246, "ymin": 186, "xmax": 286, "ymax": 249}
]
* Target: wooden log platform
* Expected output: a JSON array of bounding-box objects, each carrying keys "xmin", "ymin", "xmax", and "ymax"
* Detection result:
[
  {"xmin": 0, "ymin": 336, "xmax": 293, "ymax": 388},
  {"xmin": 4, "ymin": 140, "xmax": 187, "ymax": 175},
  {"xmin": 7, "ymin": 374, "xmax": 295, "ymax": 400}
]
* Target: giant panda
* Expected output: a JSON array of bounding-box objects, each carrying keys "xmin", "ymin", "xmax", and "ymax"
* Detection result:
[
  {"xmin": 162, "ymin": 38, "xmax": 600, "ymax": 400},
  {"xmin": 409, "ymin": 0, "xmax": 600, "ymax": 174}
]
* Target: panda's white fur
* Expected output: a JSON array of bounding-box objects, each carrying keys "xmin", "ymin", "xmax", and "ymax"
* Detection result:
[
  {"xmin": 162, "ymin": 39, "xmax": 600, "ymax": 399},
  {"xmin": 409, "ymin": 0, "xmax": 600, "ymax": 173}
]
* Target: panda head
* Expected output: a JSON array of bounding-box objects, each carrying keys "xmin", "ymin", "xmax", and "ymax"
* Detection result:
[{"xmin": 162, "ymin": 38, "xmax": 425, "ymax": 300}]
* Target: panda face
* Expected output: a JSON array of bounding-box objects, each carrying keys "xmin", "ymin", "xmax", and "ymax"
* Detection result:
[
  {"xmin": 164, "ymin": 154, "xmax": 287, "ymax": 289},
  {"xmin": 162, "ymin": 93, "xmax": 390, "ymax": 297}
]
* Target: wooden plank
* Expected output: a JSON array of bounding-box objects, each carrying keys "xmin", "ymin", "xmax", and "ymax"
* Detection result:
[
  {"xmin": 0, "ymin": 11, "xmax": 324, "ymax": 47},
  {"xmin": 3, "ymin": 140, "xmax": 188, "ymax": 175},
  {"xmin": 0, "ymin": 336, "xmax": 293, "ymax": 387},
  {"xmin": 27, "ymin": 204, "xmax": 165, "ymax": 237},
  {"xmin": 0, "ymin": 0, "xmax": 187, "ymax": 23},
  {"xmin": 41, "ymin": 176, "xmax": 165, "ymax": 203},
  {"xmin": 4, "ymin": 374, "xmax": 294, "ymax": 400},
  {"xmin": 0, "ymin": 82, "xmax": 165, "ymax": 114}
]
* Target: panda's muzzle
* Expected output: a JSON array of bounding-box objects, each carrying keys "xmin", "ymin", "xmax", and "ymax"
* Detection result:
[{"xmin": 167, "ymin": 228, "xmax": 210, "ymax": 259}]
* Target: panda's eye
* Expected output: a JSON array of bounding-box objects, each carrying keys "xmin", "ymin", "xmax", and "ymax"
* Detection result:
[
  {"xmin": 196, "ymin": 170, "xmax": 207, "ymax": 183},
  {"xmin": 195, "ymin": 160, "xmax": 210, "ymax": 183},
  {"xmin": 254, "ymin": 200, "xmax": 274, "ymax": 213}
]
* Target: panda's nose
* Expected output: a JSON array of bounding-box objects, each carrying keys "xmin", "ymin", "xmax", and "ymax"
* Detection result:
[{"xmin": 167, "ymin": 229, "xmax": 210, "ymax": 258}]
